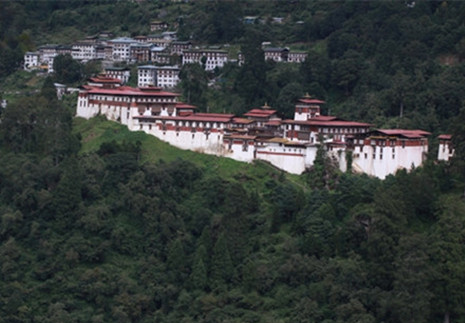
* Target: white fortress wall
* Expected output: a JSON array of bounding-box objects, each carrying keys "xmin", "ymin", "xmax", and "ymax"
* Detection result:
[{"xmin": 256, "ymin": 143, "xmax": 306, "ymax": 174}]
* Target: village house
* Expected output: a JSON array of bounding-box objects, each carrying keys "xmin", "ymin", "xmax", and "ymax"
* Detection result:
[
  {"xmin": 150, "ymin": 46, "xmax": 172, "ymax": 64},
  {"xmin": 437, "ymin": 134, "xmax": 454, "ymax": 161},
  {"xmin": 182, "ymin": 48, "xmax": 229, "ymax": 71},
  {"xmin": 155, "ymin": 65, "xmax": 180, "ymax": 88},
  {"xmin": 38, "ymin": 44, "xmax": 59, "ymax": 72},
  {"xmin": 287, "ymin": 51, "xmax": 307, "ymax": 63},
  {"xmin": 264, "ymin": 47, "xmax": 289, "ymax": 62},
  {"xmin": 104, "ymin": 67, "xmax": 131, "ymax": 84},
  {"xmin": 130, "ymin": 43, "xmax": 153, "ymax": 62},
  {"xmin": 57, "ymin": 45, "xmax": 73, "ymax": 56},
  {"xmin": 109, "ymin": 37, "xmax": 136, "ymax": 62},
  {"xmin": 150, "ymin": 20, "xmax": 169, "ymax": 31},
  {"xmin": 72, "ymin": 41, "xmax": 97, "ymax": 62},
  {"xmin": 134, "ymin": 35, "xmax": 148, "ymax": 43},
  {"xmin": 137, "ymin": 65, "xmax": 180, "ymax": 88},
  {"xmin": 138, "ymin": 65, "xmax": 158, "ymax": 87},
  {"xmin": 170, "ymin": 41, "xmax": 192, "ymax": 55},
  {"xmin": 24, "ymin": 51, "xmax": 40, "ymax": 70},
  {"xmin": 147, "ymin": 34, "xmax": 172, "ymax": 48}
]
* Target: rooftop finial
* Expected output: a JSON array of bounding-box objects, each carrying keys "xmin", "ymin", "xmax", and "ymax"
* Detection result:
[{"xmin": 304, "ymin": 92, "xmax": 312, "ymax": 98}]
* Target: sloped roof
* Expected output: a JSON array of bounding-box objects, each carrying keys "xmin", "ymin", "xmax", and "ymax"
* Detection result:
[{"xmin": 374, "ymin": 129, "xmax": 431, "ymax": 138}]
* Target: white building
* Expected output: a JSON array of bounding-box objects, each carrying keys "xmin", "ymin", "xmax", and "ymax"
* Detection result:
[
  {"xmin": 350, "ymin": 129, "xmax": 430, "ymax": 179},
  {"xmin": 38, "ymin": 44, "xmax": 59, "ymax": 73},
  {"xmin": 109, "ymin": 37, "xmax": 136, "ymax": 62},
  {"xmin": 156, "ymin": 66, "xmax": 180, "ymax": 89},
  {"xmin": 438, "ymin": 134, "xmax": 454, "ymax": 161},
  {"xmin": 76, "ymin": 86, "xmax": 431, "ymax": 179},
  {"xmin": 137, "ymin": 65, "xmax": 158, "ymax": 87},
  {"xmin": 105, "ymin": 67, "xmax": 131, "ymax": 84},
  {"xmin": 264, "ymin": 47, "xmax": 289, "ymax": 62},
  {"xmin": 182, "ymin": 49, "xmax": 229, "ymax": 71},
  {"xmin": 24, "ymin": 51, "xmax": 40, "ymax": 70},
  {"xmin": 288, "ymin": 51, "xmax": 307, "ymax": 63},
  {"xmin": 71, "ymin": 42, "xmax": 97, "ymax": 62}
]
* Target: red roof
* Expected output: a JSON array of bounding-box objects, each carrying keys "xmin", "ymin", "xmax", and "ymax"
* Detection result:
[
  {"xmin": 224, "ymin": 135, "xmax": 257, "ymax": 140},
  {"xmin": 375, "ymin": 129, "xmax": 431, "ymax": 138},
  {"xmin": 85, "ymin": 86, "xmax": 179, "ymax": 97},
  {"xmin": 194, "ymin": 113, "xmax": 235, "ymax": 119},
  {"xmin": 283, "ymin": 119, "xmax": 372, "ymax": 127},
  {"xmin": 264, "ymin": 120, "xmax": 282, "ymax": 126},
  {"xmin": 89, "ymin": 76, "xmax": 122, "ymax": 84},
  {"xmin": 135, "ymin": 113, "xmax": 234, "ymax": 123},
  {"xmin": 233, "ymin": 117, "xmax": 255, "ymax": 124},
  {"xmin": 311, "ymin": 115, "xmax": 338, "ymax": 121},
  {"xmin": 298, "ymin": 98, "xmax": 325, "ymax": 104},
  {"xmin": 244, "ymin": 109, "xmax": 277, "ymax": 117},
  {"xmin": 438, "ymin": 134, "xmax": 452, "ymax": 140},
  {"xmin": 175, "ymin": 103, "xmax": 197, "ymax": 109}
]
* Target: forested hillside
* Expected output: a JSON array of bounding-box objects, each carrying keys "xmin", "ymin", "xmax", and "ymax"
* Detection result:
[
  {"xmin": 0, "ymin": 76, "xmax": 464, "ymax": 323},
  {"xmin": 1, "ymin": 1, "xmax": 465, "ymax": 322}
]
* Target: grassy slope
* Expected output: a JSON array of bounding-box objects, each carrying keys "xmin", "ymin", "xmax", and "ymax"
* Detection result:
[{"xmin": 73, "ymin": 116, "xmax": 308, "ymax": 191}]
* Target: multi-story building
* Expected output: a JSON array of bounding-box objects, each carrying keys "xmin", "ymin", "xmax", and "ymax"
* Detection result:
[
  {"xmin": 137, "ymin": 65, "xmax": 180, "ymax": 88},
  {"xmin": 109, "ymin": 37, "xmax": 136, "ymax": 62},
  {"xmin": 38, "ymin": 44, "xmax": 59, "ymax": 72},
  {"xmin": 349, "ymin": 129, "xmax": 430, "ymax": 179},
  {"xmin": 137, "ymin": 65, "xmax": 158, "ymax": 87},
  {"xmin": 147, "ymin": 34, "xmax": 172, "ymax": 48},
  {"xmin": 438, "ymin": 134, "xmax": 454, "ymax": 161},
  {"xmin": 264, "ymin": 47, "xmax": 289, "ymax": 62},
  {"xmin": 134, "ymin": 35, "xmax": 148, "ymax": 43},
  {"xmin": 150, "ymin": 20, "xmax": 168, "ymax": 31},
  {"xmin": 182, "ymin": 49, "xmax": 229, "ymax": 71},
  {"xmin": 287, "ymin": 51, "xmax": 307, "ymax": 63},
  {"xmin": 72, "ymin": 41, "xmax": 97, "ymax": 62},
  {"xmin": 130, "ymin": 43, "xmax": 153, "ymax": 63},
  {"xmin": 76, "ymin": 80, "xmax": 431, "ymax": 179},
  {"xmin": 24, "ymin": 52, "xmax": 40, "ymax": 70},
  {"xmin": 150, "ymin": 47, "xmax": 172, "ymax": 64},
  {"xmin": 56, "ymin": 45, "xmax": 73, "ymax": 56},
  {"xmin": 105, "ymin": 67, "xmax": 131, "ymax": 84},
  {"xmin": 155, "ymin": 65, "xmax": 180, "ymax": 89},
  {"xmin": 170, "ymin": 41, "xmax": 192, "ymax": 55}
]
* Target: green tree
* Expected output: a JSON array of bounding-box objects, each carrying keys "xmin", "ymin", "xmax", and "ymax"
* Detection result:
[
  {"xmin": 190, "ymin": 245, "xmax": 208, "ymax": 291},
  {"xmin": 234, "ymin": 31, "xmax": 269, "ymax": 109},
  {"xmin": 390, "ymin": 234, "xmax": 432, "ymax": 323},
  {"xmin": 275, "ymin": 82, "xmax": 304, "ymax": 119},
  {"xmin": 210, "ymin": 233, "xmax": 234, "ymax": 290},
  {"xmin": 53, "ymin": 54, "xmax": 82, "ymax": 84},
  {"xmin": 428, "ymin": 196, "xmax": 465, "ymax": 323},
  {"xmin": 179, "ymin": 63, "xmax": 208, "ymax": 110}
]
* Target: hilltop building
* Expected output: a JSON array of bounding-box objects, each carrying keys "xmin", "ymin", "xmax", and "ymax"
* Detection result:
[{"xmin": 76, "ymin": 78, "xmax": 430, "ymax": 179}]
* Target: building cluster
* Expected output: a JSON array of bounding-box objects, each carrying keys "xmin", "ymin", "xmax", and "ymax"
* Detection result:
[
  {"xmin": 23, "ymin": 28, "xmax": 308, "ymax": 89},
  {"xmin": 75, "ymin": 76, "xmax": 449, "ymax": 179}
]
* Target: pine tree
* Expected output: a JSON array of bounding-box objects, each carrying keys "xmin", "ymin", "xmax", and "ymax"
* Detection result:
[{"xmin": 209, "ymin": 233, "xmax": 234, "ymax": 290}]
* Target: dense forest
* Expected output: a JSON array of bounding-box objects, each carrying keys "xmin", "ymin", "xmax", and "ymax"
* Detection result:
[{"xmin": 1, "ymin": 1, "xmax": 465, "ymax": 322}]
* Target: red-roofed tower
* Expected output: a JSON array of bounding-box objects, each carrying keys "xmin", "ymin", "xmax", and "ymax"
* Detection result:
[{"xmin": 294, "ymin": 93, "xmax": 325, "ymax": 121}]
